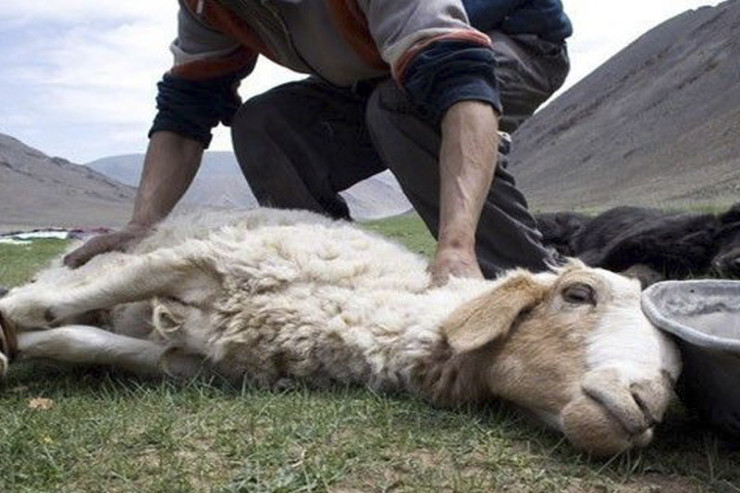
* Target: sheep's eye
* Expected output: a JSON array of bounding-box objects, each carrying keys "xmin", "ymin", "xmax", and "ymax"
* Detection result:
[{"xmin": 563, "ymin": 283, "xmax": 597, "ymax": 305}]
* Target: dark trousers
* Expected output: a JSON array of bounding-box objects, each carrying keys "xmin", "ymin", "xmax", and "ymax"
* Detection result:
[{"xmin": 231, "ymin": 32, "xmax": 570, "ymax": 277}]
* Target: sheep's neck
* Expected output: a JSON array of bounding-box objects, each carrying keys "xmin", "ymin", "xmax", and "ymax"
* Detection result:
[{"xmin": 404, "ymin": 336, "xmax": 489, "ymax": 407}]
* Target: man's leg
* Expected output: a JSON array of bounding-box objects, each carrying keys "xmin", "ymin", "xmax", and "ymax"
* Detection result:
[
  {"xmin": 490, "ymin": 32, "xmax": 570, "ymax": 133},
  {"xmin": 231, "ymin": 78, "xmax": 385, "ymax": 220},
  {"xmin": 365, "ymin": 31, "xmax": 568, "ymax": 278},
  {"xmin": 367, "ymin": 81, "xmax": 553, "ymax": 278}
]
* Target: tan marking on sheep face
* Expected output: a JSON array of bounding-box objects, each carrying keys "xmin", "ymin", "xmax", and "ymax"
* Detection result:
[{"xmin": 440, "ymin": 263, "xmax": 681, "ymax": 457}]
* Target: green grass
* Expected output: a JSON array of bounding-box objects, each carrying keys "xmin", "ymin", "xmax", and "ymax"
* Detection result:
[
  {"xmin": 0, "ymin": 239, "xmax": 69, "ymax": 286},
  {"xmin": 532, "ymin": 201, "xmax": 736, "ymax": 217},
  {"xmin": 363, "ymin": 212, "xmax": 437, "ymax": 258},
  {"xmin": 1, "ymin": 218, "xmax": 739, "ymax": 492}
]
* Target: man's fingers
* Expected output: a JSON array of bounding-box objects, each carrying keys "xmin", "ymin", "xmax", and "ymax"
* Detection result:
[
  {"xmin": 63, "ymin": 240, "xmax": 105, "ymax": 268},
  {"xmin": 428, "ymin": 251, "xmax": 484, "ymax": 287},
  {"xmin": 62, "ymin": 250, "xmax": 83, "ymax": 268},
  {"xmin": 429, "ymin": 267, "xmax": 451, "ymax": 287},
  {"xmin": 62, "ymin": 233, "xmax": 132, "ymax": 268}
]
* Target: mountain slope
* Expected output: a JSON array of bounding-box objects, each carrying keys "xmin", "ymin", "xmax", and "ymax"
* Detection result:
[
  {"xmin": 509, "ymin": 0, "xmax": 740, "ymax": 212},
  {"xmin": 88, "ymin": 152, "xmax": 412, "ymax": 220},
  {"xmin": 88, "ymin": 152, "xmax": 257, "ymax": 209},
  {"xmin": 0, "ymin": 133, "xmax": 135, "ymax": 230}
]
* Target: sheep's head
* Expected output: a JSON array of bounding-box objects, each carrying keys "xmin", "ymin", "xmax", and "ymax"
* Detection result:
[{"xmin": 441, "ymin": 261, "xmax": 681, "ymax": 457}]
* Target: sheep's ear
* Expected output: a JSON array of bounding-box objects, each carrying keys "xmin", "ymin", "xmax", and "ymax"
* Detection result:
[
  {"xmin": 442, "ymin": 273, "xmax": 549, "ymax": 353},
  {"xmin": 152, "ymin": 299, "xmax": 183, "ymax": 334}
]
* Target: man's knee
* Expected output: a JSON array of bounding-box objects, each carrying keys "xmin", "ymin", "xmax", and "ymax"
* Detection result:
[
  {"xmin": 366, "ymin": 80, "xmax": 425, "ymax": 134},
  {"xmin": 488, "ymin": 31, "xmax": 569, "ymax": 133},
  {"xmin": 231, "ymin": 98, "xmax": 289, "ymax": 205},
  {"xmin": 232, "ymin": 93, "xmax": 279, "ymax": 142}
]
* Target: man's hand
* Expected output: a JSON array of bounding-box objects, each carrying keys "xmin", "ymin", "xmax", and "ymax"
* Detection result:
[
  {"xmin": 429, "ymin": 244, "xmax": 484, "ymax": 286},
  {"xmin": 63, "ymin": 131, "xmax": 205, "ymax": 269},
  {"xmin": 63, "ymin": 223, "xmax": 150, "ymax": 268}
]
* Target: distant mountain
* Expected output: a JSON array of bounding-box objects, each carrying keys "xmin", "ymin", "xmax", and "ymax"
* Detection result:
[
  {"xmin": 341, "ymin": 170, "xmax": 413, "ymax": 220},
  {"xmin": 509, "ymin": 0, "xmax": 740, "ymax": 212},
  {"xmin": 0, "ymin": 133, "xmax": 135, "ymax": 231},
  {"xmin": 88, "ymin": 152, "xmax": 257, "ymax": 209},
  {"xmin": 88, "ymin": 152, "xmax": 412, "ymax": 220}
]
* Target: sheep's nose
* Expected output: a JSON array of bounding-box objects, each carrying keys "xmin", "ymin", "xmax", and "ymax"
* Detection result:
[
  {"xmin": 560, "ymin": 394, "xmax": 655, "ymax": 457},
  {"xmin": 0, "ymin": 287, "xmax": 8, "ymax": 298},
  {"xmin": 560, "ymin": 368, "xmax": 674, "ymax": 456},
  {"xmin": 582, "ymin": 368, "xmax": 672, "ymax": 436}
]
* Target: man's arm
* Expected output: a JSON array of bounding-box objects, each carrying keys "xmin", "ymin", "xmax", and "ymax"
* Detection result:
[
  {"xmin": 431, "ymin": 100, "xmax": 499, "ymax": 285},
  {"xmin": 63, "ymin": 132, "xmax": 203, "ymax": 267},
  {"xmin": 64, "ymin": 3, "xmax": 255, "ymax": 268},
  {"xmin": 129, "ymin": 131, "xmax": 204, "ymax": 227},
  {"xmin": 361, "ymin": 0, "xmax": 503, "ymax": 282}
]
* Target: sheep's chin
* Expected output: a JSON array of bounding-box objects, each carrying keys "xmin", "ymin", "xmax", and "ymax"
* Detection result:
[{"xmin": 560, "ymin": 395, "xmax": 654, "ymax": 457}]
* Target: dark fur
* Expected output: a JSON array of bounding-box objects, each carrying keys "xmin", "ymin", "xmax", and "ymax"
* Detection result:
[
  {"xmin": 534, "ymin": 212, "xmax": 590, "ymax": 257},
  {"xmin": 536, "ymin": 203, "xmax": 740, "ymax": 279}
]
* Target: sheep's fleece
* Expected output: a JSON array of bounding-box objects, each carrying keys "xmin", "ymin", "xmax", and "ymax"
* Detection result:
[{"xmin": 0, "ymin": 208, "xmax": 681, "ymax": 457}]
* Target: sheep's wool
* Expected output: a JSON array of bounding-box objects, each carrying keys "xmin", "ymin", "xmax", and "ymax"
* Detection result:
[{"xmin": 132, "ymin": 209, "xmax": 492, "ymax": 391}]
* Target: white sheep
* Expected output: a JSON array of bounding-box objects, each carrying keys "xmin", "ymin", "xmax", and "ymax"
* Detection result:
[{"xmin": 0, "ymin": 208, "xmax": 681, "ymax": 456}]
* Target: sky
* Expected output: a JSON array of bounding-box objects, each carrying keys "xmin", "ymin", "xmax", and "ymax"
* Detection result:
[{"xmin": 0, "ymin": 0, "xmax": 725, "ymax": 164}]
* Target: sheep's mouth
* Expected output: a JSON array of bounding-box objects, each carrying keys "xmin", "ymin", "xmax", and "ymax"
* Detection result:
[{"xmin": 0, "ymin": 310, "xmax": 18, "ymax": 363}]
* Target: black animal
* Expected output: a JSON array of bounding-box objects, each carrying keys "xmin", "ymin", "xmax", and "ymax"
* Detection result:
[
  {"xmin": 533, "ymin": 211, "xmax": 591, "ymax": 257},
  {"xmin": 536, "ymin": 203, "xmax": 740, "ymax": 281}
]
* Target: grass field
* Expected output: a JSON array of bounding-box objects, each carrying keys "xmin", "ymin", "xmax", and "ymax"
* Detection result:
[{"xmin": 1, "ymin": 215, "xmax": 739, "ymax": 492}]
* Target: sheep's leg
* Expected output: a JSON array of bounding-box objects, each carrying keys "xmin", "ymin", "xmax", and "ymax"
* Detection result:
[
  {"xmin": 1, "ymin": 248, "xmax": 216, "ymax": 328},
  {"xmin": 16, "ymin": 325, "xmax": 207, "ymax": 379},
  {"xmin": 17, "ymin": 325, "xmax": 167, "ymax": 377},
  {"xmin": 15, "ymin": 325, "xmax": 212, "ymax": 379}
]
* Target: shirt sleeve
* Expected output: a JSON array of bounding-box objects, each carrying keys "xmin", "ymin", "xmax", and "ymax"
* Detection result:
[
  {"xmin": 358, "ymin": 0, "xmax": 500, "ymax": 123},
  {"xmin": 149, "ymin": 1, "xmax": 258, "ymax": 147}
]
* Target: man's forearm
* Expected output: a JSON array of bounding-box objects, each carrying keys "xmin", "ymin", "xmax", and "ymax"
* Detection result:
[
  {"xmin": 130, "ymin": 131, "xmax": 205, "ymax": 227},
  {"xmin": 438, "ymin": 100, "xmax": 499, "ymax": 257}
]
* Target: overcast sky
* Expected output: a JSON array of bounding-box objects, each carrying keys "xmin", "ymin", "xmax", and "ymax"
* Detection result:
[{"xmin": 0, "ymin": 0, "xmax": 724, "ymax": 164}]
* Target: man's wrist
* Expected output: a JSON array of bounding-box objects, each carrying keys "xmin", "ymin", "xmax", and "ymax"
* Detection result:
[
  {"xmin": 436, "ymin": 236, "xmax": 476, "ymax": 257},
  {"xmin": 438, "ymin": 223, "xmax": 477, "ymax": 250},
  {"xmin": 125, "ymin": 221, "xmax": 152, "ymax": 233}
]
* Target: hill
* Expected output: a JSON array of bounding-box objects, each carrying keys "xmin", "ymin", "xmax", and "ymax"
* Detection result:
[
  {"xmin": 509, "ymin": 0, "xmax": 740, "ymax": 212},
  {"xmin": 88, "ymin": 152, "xmax": 257, "ymax": 209},
  {"xmin": 0, "ymin": 133, "xmax": 135, "ymax": 232},
  {"xmin": 88, "ymin": 152, "xmax": 412, "ymax": 220}
]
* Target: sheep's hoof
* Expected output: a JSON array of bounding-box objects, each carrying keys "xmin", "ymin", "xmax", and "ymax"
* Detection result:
[
  {"xmin": 0, "ymin": 310, "xmax": 19, "ymax": 366},
  {"xmin": 158, "ymin": 347, "xmax": 207, "ymax": 381},
  {"xmin": 0, "ymin": 353, "xmax": 7, "ymax": 380}
]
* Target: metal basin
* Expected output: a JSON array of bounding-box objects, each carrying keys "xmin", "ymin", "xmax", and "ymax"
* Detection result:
[{"xmin": 642, "ymin": 280, "xmax": 740, "ymax": 438}]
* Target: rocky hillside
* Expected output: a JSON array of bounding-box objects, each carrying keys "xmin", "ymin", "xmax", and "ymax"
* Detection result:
[
  {"xmin": 10, "ymin": 1, "xmax": 737, "ymax": 229},
  {"xmin": 509, "ymin": 0, "xmax": 740, "ymax": 212},
  {"xmin": 88, "ymin": 152, "xmax": 412, "ymax": 220},
  {"xmin": 0, "ymin": 130, "xmax": 410, "ymax": 232},
  {"xmin": 88, "ymin": 152, "xmax": 258, "ymax": 209},
  {"xmin": 0, "ymin": 133, "xmax": 135, "ymax": 231}
]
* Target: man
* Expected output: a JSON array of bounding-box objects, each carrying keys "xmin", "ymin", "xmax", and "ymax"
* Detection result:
[{"xmin": 64, "ymin": 0, "xmax": 571, "ymax": 284}]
